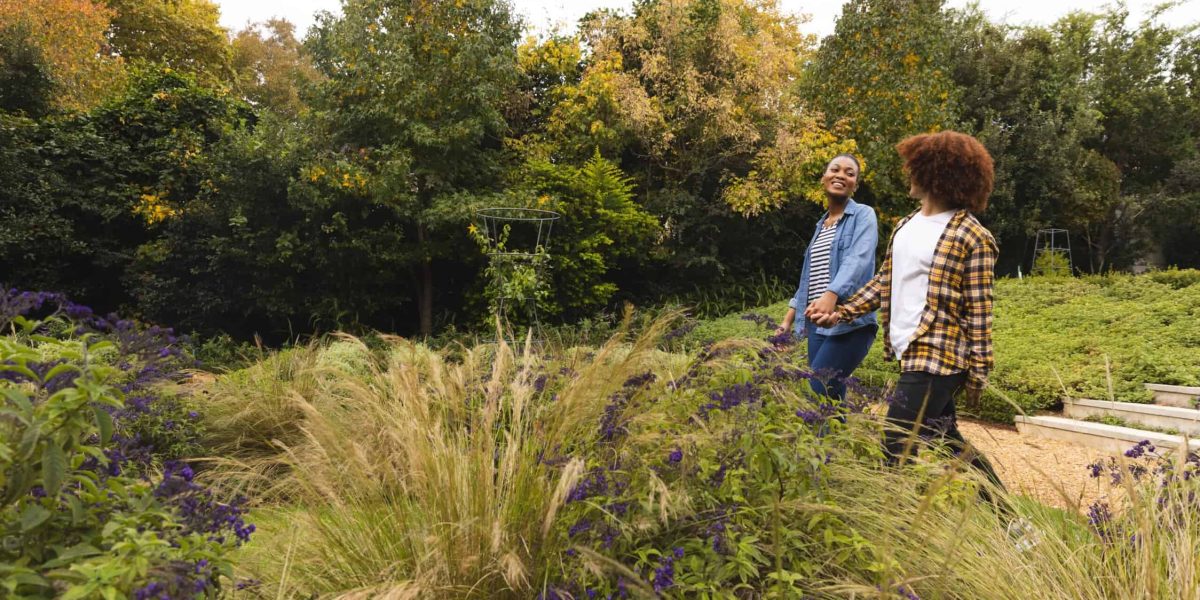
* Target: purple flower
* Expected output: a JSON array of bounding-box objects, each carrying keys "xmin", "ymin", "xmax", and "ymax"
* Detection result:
[
  {"xmin": 699, "ymin": 383, "xmax": 762, "ymax": 418},
  {"xmin": 568, "ymin": 518, "xmax": 592, "ymax": 537},
  {"xmin": 668, "ymin": 447, "xmax": 683, "ymax": 464},
  {"xmin": 652, "ymin": 554, "xmax": 676, "ymax": 592},
  {"xmin": 1125, "ymin": 440, "xmax": 1154, "ymax": 459},
  {"xmin": 766, "ymin": 331, "xmax": 794, "ymax": 346}
]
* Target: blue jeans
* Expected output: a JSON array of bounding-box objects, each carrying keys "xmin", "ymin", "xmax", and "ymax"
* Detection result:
[{"xmin": 806, "ymin": 324, "xmax": 877, "ymax": 401}]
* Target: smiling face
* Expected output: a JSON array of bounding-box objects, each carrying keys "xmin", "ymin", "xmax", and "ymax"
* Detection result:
[{"xmin": 822, "ymin": 156, "xmax": 859, "ymax": 200}]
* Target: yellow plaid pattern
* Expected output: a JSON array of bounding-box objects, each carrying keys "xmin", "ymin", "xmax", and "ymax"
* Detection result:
[{"xmin": 838, "ymin": 209, "xmax": 997, "ymax": 390}]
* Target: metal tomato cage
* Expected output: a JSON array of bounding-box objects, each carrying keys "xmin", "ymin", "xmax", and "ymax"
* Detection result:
[{"xmin": 475, "ymin": 207, "xmax": 560, "ymax": 344}]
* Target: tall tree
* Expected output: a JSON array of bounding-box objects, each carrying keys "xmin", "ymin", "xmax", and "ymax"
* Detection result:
[
  {"xmin": 802, "ymin": 0, "xmax": 958, "ymax": 218},
  {"xmin": 230, "ymin": 18, "xmax": 320, "ymax": 117},
  {"xmin": 103, "ymin": 0, "xmax": 232, "ymax": 83},
  {"xmin": 306, "ymin": 0, "xmax": 523, "ymax": 334},
  {"xmin": 0, "ymin": 0, "xmax": 125, "ymax": 111},
  {"xmin": 1054, "ymin": 7, "xmax": 1198, "ymax": 271},
  {"xmin": 526, "ymin": 0, "xmax": 840, "ymax": 292},
  {"xmin": 945, "ymin": 9, "xmax": 1107, "ymax": 274}
]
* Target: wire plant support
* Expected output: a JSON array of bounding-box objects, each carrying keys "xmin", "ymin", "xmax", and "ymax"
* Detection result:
[
  {"xmin": 1032, "ymin": 228, "xmax": 1073, "ymax": 277},
  {"xmin": 474, "ymin": 207, "xmax": 561, "ymax": 345}
]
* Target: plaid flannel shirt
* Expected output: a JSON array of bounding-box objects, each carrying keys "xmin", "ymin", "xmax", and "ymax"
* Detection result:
[{"xmin": 838, "ymin": 209, "xmax": 997, "ymax": 390}]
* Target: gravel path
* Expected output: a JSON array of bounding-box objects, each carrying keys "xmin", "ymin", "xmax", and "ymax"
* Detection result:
[{"xmin": 959, "ymin": 418, "xmax": 1116, "ymax": 512}]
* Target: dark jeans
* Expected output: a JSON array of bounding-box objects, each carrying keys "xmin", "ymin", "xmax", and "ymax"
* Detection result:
[
  {"xmin": 807, "ymin": 324, "xmax": 877, "ymax": 401},
  {"xmin": 886, "ymin": 371, "xmax": 1006, "ymax": 497}
]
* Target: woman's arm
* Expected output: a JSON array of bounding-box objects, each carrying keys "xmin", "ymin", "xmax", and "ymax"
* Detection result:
[
  {"xmin": 963, "ymin": 230, "xmax": 998, "ymax": 392},
  {"xmin": 827, "ymin": 207, "xmax": 879, "ymax": 300}
]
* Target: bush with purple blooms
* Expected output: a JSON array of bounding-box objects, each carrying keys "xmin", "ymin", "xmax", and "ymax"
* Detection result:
[
  {"xmin": 0, "ymin": 291, "xmax": 250, "ymax": 597},
  {"xmin": 541, "ymin": 340, "xmax": 895, "ymax": 598},
  {"xmin": 1085, "ymin": 440, "xmax": 1200, "ymax": 543}
]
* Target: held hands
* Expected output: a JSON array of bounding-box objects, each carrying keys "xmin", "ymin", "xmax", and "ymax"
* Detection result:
[
  {"xmin": 804, "ymin": 291, "xmax": 842, "ymax": 328},
  {"xmin": 809, "ymin": 310, "xmax": 841, "ymax": 328}
]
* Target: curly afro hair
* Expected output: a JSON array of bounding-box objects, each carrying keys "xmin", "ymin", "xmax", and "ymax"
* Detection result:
[{"xmin": 896, "ymin": 131, "xmax": 994, "ymax": 213}]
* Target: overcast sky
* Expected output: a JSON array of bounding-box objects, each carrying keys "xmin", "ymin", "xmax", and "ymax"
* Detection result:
[{"xmin": 215, "ymin": 0, "xmax": 1199, "ymax": 39}]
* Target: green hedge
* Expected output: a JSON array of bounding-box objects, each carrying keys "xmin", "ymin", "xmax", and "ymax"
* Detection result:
[{"xmin": 686, "ymin": 270, "xmax": 1200, "ymax": 423}]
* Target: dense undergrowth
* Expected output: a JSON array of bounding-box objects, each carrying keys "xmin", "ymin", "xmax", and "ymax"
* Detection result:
[
  {"xmin": 195, "ymin": 309, "xmax": 1200, "ymax": 599},
  {"xmin": 0, "ymin": 291, "xmax": 252, "ymax": 598},
  {"xmin": 5, "ymin": 281, "xmax": 1200, "ymax": 598}
]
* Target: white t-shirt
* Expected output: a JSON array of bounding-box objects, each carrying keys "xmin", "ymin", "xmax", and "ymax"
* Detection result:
[{"xmin": 889, "ymin": 210, "xmax": 956, "ymax": 358}]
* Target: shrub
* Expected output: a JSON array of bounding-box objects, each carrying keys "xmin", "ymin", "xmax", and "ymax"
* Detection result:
[{"xmin": 0, "ymin": 297, "xmax": 251, "ymax": 597}]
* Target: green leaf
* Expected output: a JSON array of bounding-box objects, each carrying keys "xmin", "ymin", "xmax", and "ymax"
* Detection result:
[
  {"xmin": 43, "ymin": 363, "xmax": 81, "ymax": 386},
  {"xmin": 19, "ymin": 503, "xmax": 51, "ymax": 532},
  {"xmin": 0, "ymin": 363, "xmax": 38, "ymax": 382},
  {"xmin": 0, "ymin": 388, "xmax": 33, "ymax": 413},
  {"xmin": 67, "ymin": 494, "xmax": 85, "ymax": 525},
  {"xmin": 18, "ymin": 423, "xmax": 40, "ymax": 461},
  {"xmin": 93, "ymin": 406, "xmax": 113, "ymax": 445},
  {"xmin": 42, "ymin": 443, "xmax": 67, "ymax": 496},
  {"xmin": 41, "ymin": 544, "xmax": 102, "ymax": 569}
]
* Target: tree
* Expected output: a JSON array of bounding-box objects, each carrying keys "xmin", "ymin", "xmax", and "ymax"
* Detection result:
[
  {"xmin": 103, "ymin": 0, "xmax": 232, "ymax": 83},
  {"xmin": 802, "ymin": 0, "xmax": 958, "ymax": 218},
  {"xmin": 0, "ymin": 67, "xmax": 247, "ymax": 313},
  {"xmin": 305, "ymin": 0, "xmax": 524, "ymax": 335},
  {"xmin": 944, "ymin": 10, "xmax": 1105, "ymax": 274},
  {"xmin": 1052, "ymin": 7, "xmax": 1198, "ymax": 271},
  {"xmin": 230, "ymin": 19, "xmax": 320, "ymax": 117},
  {"xmin": 506, "ymin": 151, "xmax": 660, "ymax": 319},
  {"xmin": 524, "ymin": 0, "xmax": 837, "ymax": 293},
  {"xmin": 0, "ymin": 0, "xmax": 125, "ymax": 111},
  {"xmin": 0, "ymin": 23, "xmax": 54, "ymax": 116}
]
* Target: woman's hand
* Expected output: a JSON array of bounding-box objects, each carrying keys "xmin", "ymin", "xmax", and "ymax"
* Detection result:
[
  {"xmin": 776, "ymin": 307, "xmax": 797, "ymax": 336},
  {"xmin": 804, "ymin": 291, "xmax": 838, "ymax": 320},
  {"xmin": 812, "ymin": 310, "xmax": 841, "ymax": 328}
]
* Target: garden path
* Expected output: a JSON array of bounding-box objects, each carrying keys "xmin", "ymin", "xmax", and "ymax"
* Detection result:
[{"xmin": 959, "ymin": 419, "xmax": 1115, "ymax": 512}]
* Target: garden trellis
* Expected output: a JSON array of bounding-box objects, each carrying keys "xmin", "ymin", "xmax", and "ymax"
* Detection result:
[
  {"xmin": 1032, "ymin": 228, "xmax": 1073, "ymax": 276},
  {"xmin": 474, "ymin": 207, "xmax": 560, "ymax": 343}
]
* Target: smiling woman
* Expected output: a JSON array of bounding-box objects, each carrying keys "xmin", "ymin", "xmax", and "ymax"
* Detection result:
[{"xmin": 775, "ymin": 153, "xmax": 880, "ymax": 402}]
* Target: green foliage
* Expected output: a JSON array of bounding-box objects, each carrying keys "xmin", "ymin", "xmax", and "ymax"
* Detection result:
[
  {"xmin": 802, "ymin": 0, "xmax": 959, "ymax": 215},
  {"xmin": 230, "ymin": 19, "xmax": 320, "ymax": 117},
  {"xmin": 0, "ymin": 66, "xmax": 246, "ymax": 313},
  {"xmin": 103, "ymin": 0, "xmax": 233, "ymax": 84},
  {"xmin": 0, "ymin": 323, "xmax": 236, "ymax": 598},
  {"xmin": 506, "ymin": 152, "xmax": 660, "ymax": 319},
  {"xmin": 0, "ymin": 22, "xmax": 53, "ymax": 117},
  {"xmin": 1031, "ymin": 249, "xmax": 1072, "ymax": 277},
  {"xmin": 304, "ymin": 0, "xmax": 524, "ymax": 333}
]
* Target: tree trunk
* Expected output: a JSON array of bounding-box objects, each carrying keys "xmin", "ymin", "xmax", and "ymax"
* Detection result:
[{"xmin": 417, "ymin": 225, "xmax": 433, "ymax": 335}]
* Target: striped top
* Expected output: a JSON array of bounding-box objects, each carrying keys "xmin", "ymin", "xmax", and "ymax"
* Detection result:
[{"xmin": 806, "ymin": 220, "xmax": 839, "ymax": 304}]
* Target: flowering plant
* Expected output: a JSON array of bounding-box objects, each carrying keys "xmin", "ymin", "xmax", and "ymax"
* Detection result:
[
  {"xmin": 540, "ymin": 340, "xmax": 896, "ymax": 598},
  {"xmin": 0, "ymin": 291, "xmax": 252, "ymax": 597}
]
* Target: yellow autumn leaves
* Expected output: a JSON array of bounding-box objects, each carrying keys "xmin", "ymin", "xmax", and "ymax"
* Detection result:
[{"xmin": 134, "ymin": 193, "xmax": 178, "ymax": 224}]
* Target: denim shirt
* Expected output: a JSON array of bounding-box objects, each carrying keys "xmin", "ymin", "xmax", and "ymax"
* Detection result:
[{"xmin": 788, "ymin": 198, "xmax": 879, "ymax": 338}]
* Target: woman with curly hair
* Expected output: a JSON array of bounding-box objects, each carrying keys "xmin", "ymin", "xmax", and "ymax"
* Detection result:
[
  {"xmin": 813, "ymin": 131, "xmax": 1004, "ymax": 494},
  {"xmin": 774, "ymin": 153, "xmax": 879, "ymax": 403}
]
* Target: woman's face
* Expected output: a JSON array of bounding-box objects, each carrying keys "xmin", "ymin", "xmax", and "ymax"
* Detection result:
[{"xmin": 822, "ymin": 156, "xmax": 858, "ymax": 199}]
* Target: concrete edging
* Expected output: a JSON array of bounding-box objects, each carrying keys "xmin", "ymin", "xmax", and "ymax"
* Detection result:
[
  {"xmin": 1014, "ymin": 415, "xmax": 1200, "ymax": 454},
  {"xmin": 1064, "ymin": 398, "xmax": 1200, "ymax": 436}
]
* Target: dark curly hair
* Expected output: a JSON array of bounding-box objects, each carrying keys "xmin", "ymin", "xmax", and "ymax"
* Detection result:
[{"xmin": 896, "ymin": 131, "xmax": 994, "ymax": 213}]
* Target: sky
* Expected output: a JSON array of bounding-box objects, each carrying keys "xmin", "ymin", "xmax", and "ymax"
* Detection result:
[{"xmin": 215, "ymin": 0, "xmax": 1199, "ymax": 38}]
